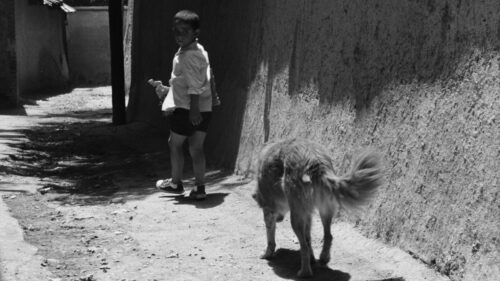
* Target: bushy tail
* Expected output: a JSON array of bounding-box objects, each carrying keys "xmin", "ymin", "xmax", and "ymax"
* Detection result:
[{"xmin": 325, "ymin": 151, "xmax": 383, "ymax": 211}]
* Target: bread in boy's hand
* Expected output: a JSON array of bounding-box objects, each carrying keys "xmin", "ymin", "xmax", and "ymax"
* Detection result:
[
  {"xmin": 147, "ymin": 79, "xmax": 163, "ymax": 88},
  {"xmin": 147, "ymin": 79, "xmax": 168, "ymax": 101}
]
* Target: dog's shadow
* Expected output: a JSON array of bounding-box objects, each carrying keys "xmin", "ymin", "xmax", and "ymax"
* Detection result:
[
  {"xmin": 160, "ymin": 192, "xmax": 229, "ymax": 209},
  {"xmin": 268, "ymin": 249, "xmax": 351, "ymax": 281}
]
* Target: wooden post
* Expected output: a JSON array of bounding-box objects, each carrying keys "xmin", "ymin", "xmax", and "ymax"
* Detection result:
[{"xmin": 108, "ymin": 0, "xmax": 126, "ymax": 125}]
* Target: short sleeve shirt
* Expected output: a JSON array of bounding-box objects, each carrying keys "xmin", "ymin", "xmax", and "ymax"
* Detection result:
[{"xmin": 169, "ymin": 41, "xmax": 212, "ymax": 112}]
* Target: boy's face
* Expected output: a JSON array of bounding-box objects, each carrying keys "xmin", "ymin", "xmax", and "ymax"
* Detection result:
[{"xmin": 173, "ymin": 21, "xmax": 198, "ymax": 48}]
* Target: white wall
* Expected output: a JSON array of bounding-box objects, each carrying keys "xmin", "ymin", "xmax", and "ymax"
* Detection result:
[{"xmin": 67, "ymin": 6, "xmax": 128, "ymax": 86}]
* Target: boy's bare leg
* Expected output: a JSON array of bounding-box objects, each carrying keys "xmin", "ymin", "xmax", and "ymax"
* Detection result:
[
  {"xmin": 168, "ymin": 131, "xmax": 187, "ymax": 183},
  {"xmin": 188, "ymin": 131, "xmax": 207, "ymax": 186}
]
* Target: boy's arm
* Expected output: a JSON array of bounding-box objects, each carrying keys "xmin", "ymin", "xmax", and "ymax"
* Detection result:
[
  {"xmin": 182, "ymin": 53, "xmax": 207, "ymax": 125},
  {"xmin": 189, "ymin": 94, "xmax": 202, "ymax": 126}
]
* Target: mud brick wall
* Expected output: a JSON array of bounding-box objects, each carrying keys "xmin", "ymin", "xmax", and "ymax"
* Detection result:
[
  {"xmin": 128, "ymin": 1, "xmax": 499, "ymax": 280},
  {"xmin": 230, "ymin": 1, "xmax": 500, "ymax": 281},
  {"xmin": 0, "ymin": 0, "xmax": 17, "ymax": 107}
]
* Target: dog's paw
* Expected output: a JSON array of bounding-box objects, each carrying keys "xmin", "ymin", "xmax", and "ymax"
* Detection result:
[
  {"xmin": 260, "ymin": 252, "xmax": 273, "ymax": 260},
  {"xmin": 318, "ymin": 253, "xmax": 330, "ymax": 266},
  {"xmin": 260, "ymin": 250, "xmax": 274, "ymax": 260}
]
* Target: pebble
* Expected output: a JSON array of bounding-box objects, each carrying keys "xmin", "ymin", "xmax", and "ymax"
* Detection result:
[
  {"xmin": 87, "ymin": 247, "xmax": 98, "ymax": 253},
  {"xmin": 110, "ymin": 197, "xmax": 125, "ymax": 204},
  {"xmin": 111, "ymin": 209, "xmax": 128, "ymax": 215},
  {"xmin": 38, "ymin": 187, "xmax": 50, "ymax": 194},
  {"xmin": 79, "ymin": 274, "xmax": 95, "ymax": 281},
  {"xmin": 166, "ymin": 253, "xmax": 179, "ymax": 258}
]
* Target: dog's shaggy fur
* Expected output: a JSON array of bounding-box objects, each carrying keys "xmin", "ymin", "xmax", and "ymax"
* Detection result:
[{"xmin": 253, "ymin": 138, "xmax": 383, "ymax": 278}]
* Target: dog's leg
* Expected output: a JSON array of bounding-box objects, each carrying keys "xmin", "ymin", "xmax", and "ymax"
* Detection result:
[
  {"xmin": 260, "ymin": 209, "xmax": 277, "ymax": 259},
  {"xmin": 290, "ymin": 209, "xmax": 313, "ymax": 278},
  {"xmin": 305, "ymin": 216, "xmax": 316, "ymax": 265},
  {"xmin": 319, "ymin": 208, "xmax": 334, "ymax": 266}
]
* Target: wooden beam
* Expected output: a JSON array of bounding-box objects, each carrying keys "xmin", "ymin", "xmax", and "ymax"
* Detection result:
[{"xmin": 108, "ymin": 0, "xmax": 126, "ymax": 125}]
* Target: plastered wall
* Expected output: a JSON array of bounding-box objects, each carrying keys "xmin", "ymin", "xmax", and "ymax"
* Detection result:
[
  {"xmin": 128, "ymin": 1, "xmax": 499, "ymax": 279},
  {"xmin": 15, "ymin": 0, "xmax": 69, "ymax": 95},
  {"xmin": 233, "ymin": 1, "xmax": 499, "ymax": 280}
]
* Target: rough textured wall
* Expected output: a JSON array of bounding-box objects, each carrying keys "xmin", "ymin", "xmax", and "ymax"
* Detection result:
[
  {"xmin": 234, "ymin": 1, "xmax": 500, "ymax": 281},
  {"xmin": 128, "ymin": 1, "xmax": 499, "ymax": 280},
  {"xmin": 0, "ymin": 0, "xmax": 17, "ymax": 107},
  {"xmin": 128, "ymin": 0, "xmax": 257, "ymax": 167}
]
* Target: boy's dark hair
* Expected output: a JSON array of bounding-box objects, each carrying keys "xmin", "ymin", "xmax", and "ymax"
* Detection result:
[{"xmin": 174, "ymin": 10, "xmax": 200, "ymax": 30}]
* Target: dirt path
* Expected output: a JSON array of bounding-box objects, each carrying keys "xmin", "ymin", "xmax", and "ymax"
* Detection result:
[{"xmin": 0, "ymin": 88, "xmax": 449, "ymax": 281}]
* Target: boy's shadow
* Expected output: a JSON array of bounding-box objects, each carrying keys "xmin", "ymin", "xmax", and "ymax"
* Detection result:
[
  {"xmin": 268, "ymin": 248, "xmax": 351, "ymax": 281},
  {"xmin": 161, "ymin": 192, "xmax": 229, "ymax": 209}
]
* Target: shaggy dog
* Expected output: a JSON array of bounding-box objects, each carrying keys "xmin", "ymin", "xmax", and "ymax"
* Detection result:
[{"xmin": 252, "ymin": 138, "xmax": 383, "ymax": 278}]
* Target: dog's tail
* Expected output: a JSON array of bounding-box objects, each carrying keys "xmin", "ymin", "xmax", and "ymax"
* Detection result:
[{"xmin": 323, "ymin": 151, "xmax": 383, "ymax": 211}]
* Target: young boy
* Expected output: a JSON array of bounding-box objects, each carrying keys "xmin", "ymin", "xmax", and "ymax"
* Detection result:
[{"xmin": 152, "ymin": 10, "xmax": 214, "ymax": 200}]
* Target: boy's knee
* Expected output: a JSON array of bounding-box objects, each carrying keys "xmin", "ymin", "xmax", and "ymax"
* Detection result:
[
  {"xmin": 168, "ymin": 139, "xmax": 183, "ymax": 150},
  {"xmin": 168, "ymin": 138, "xmax": 175, "ymax": 147},
  {"xmin": 189, "ymin": 145, "xmax": 204, "ymax": 156}
]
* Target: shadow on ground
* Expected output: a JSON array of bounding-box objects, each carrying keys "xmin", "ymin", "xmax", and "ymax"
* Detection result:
[
  {"xmin": 268, "ymin": 248, "xmax": 351, "ymax": 281},
  {"xmin": 0, "ymin": 107, "xmax": 245, "ymax": 206},
  {"xmin": 268, "ymin": 248, "xmax": 406, "ymax": 281},
  {"xmin": 160, "ymin": 192, "xmax": 230, "ymax": 209}
]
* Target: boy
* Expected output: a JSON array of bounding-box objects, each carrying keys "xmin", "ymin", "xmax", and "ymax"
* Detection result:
[{"xmin": 152, "ymin": 10, "xmax": 213, "ymax": 200}]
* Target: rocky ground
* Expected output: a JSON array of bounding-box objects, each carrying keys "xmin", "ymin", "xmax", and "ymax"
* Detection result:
[{"xmin": 0, "ymin": 87, "xmax": 450, "ymax": 281}]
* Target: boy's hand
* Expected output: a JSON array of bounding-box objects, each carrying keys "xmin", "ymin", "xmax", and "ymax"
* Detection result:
[
  {"xmin": 147, "ymin": 79, "xmax": 162, "ymax": 87},
  {"xmin": 147, "ymin": 79, "xmax": 169, "ymax": 100},
  {"xmin": 189, "ymin": 107, "xmax": 202, "ymax": 126}
]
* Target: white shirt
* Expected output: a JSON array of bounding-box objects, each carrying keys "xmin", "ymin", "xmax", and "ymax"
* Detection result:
[{"xmin": 168, "ymin": 41, "xmax": 212, "ymax": 112}]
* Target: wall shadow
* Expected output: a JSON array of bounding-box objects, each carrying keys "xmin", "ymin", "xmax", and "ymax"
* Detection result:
[
  {"xmin": 257, "ymin": 0, "xmax": 500, "ymax": 117},
  {"xmin": 129, "ymin": 0, "xmax": 500, "ymax": 172},
  {"xmin": 0, "ymin": 86, "xmax": 78, "ymax": 116},
  {"xmin": 22, "ymin": 85, "xmax": 76, "ymax": 102},
  {"xmin": 128, "ymin": 0, "xmax": 256, "ymax": 170},
  {"xmin": 0, "ymin": 105, "xmax": 28, "ymax": 116}
]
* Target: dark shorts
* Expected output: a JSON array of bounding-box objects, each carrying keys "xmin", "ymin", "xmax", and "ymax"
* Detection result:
[{"xmin": 168, "ymin": 108, "xmax": 212, "ymax": 136}]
